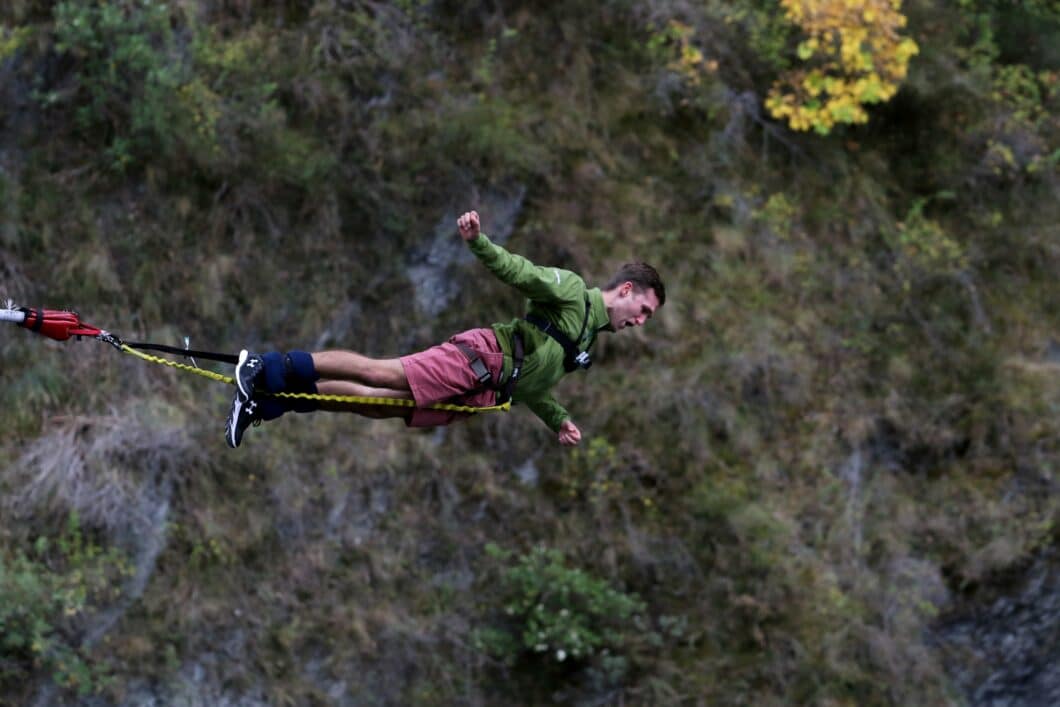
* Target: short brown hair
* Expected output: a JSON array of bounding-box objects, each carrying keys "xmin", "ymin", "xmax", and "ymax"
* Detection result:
[{"xmin": 603, "ymin": 262, "xmax": 665, "ymax": 306}]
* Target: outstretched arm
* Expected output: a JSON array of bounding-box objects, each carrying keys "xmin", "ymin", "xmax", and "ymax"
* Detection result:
[{"xmin": 457, "ymin": 210, "xmax": 580, "ymax": 305}]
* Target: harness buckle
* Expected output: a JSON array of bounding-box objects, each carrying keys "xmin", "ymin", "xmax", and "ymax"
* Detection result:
[
  {"xmin": 574, "ymin": 351, "xmax": 592, "ymax": 369},
  {"xmin": 456, "ymin": 341, "xmax": 493, "ymax": 386},
  {"xmin": 470, "ymin": 357, "xmax": 492, "ymax": 385}
]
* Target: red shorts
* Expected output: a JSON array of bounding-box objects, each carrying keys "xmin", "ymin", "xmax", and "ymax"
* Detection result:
[{"xmin": 399, "ymin": 328, "xmax": 503, "ymax": 427}]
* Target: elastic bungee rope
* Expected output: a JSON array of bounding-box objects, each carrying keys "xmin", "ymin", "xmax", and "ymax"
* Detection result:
[
  {"xmin": 3, "ymin": 306, "xmax": 510, "ymax": 414},
  {"xmin": 119, "ymin": 341, "xmax": 511, "ymax": 413}
]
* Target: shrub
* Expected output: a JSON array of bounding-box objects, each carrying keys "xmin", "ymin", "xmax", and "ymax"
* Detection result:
[
  {"xmin": 474, "ymin": 544, "xmax": 646, "ymax": 681},
  {"xmin": 887, "ymin": 196, "xmax": 967, "ymax": 291},
  {"xmin": 646, "ymin": 19, "xmax": 716, "ymax": 88},
  {"xmin": 45, "ymin": 2, "xmax": 335, "ymax": 185},
  {"xmin": 50, "ymin": 0, "xmax": 182, "ymax": 172},
  {"xmin": 765, "ymin": 0, "xmax": 920, "ymax": 133},
  {"xmin": 0, "ymin": 513, "xmax": 128, "ymax": 697}
]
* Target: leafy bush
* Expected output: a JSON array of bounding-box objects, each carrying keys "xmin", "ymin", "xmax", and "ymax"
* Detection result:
[
  {"xmin": 887, "ymin": 196, "xmax": 967, "ymax": 291},
  {"xmin": 474, "ymin": 544, "xmax": 646, "ymax": 681},
  {"xmin": 765, "ymin": 0, "xmax": 919, "ymax": 133},
  {"xmin": 45, "ymin": 1, "xmax": 334, "ymax": 185},
  {"xmin": 49, "ymin": 0, "xmax": 181, "ymax": 172},
  {"xmin": 0, "ymin": 513, "xmax": 129, "ymax": 698},
  {"xmin": 182, "ymin": 23, "xmax": 337, "ymax": 186},
  {"xmin": 646, "ymin": 19, "xmax": 716, "ymax": 88}
]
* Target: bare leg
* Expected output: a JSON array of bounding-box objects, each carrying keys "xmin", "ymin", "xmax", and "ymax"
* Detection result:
[
  {"xmin": 311, "ymin": 351, "xmax": 410, "ymax": 391},
  {"xmin": 314, "ymin": 379, "xmax": 414, "ymax": 421}
]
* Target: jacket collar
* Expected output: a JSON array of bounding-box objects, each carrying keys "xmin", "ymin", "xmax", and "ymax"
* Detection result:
[{"xmin": 587, "ymin": 288, "xmax": 613, "ymax": 333}]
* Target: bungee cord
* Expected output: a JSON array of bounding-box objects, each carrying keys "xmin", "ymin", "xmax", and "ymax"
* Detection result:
[{"xmin": 2, "ymin": 305, "xmax": 510, "ymax": 414}]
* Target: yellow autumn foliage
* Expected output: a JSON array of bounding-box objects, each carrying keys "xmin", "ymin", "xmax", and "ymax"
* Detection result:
[{"xmin": 765, "ymin": 0, "xmax": 919, "ymax": 134}]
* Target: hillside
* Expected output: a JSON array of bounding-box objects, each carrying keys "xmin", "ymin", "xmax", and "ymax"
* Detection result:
[{"xmin": 0, "ymin": 2, "xmax": 1058, "ymax": 705}]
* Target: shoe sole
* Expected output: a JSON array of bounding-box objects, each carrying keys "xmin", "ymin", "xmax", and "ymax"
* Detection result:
[
  {"xmin": 226, "ymin": 394, "xmax": 245, "ymax": 448},
  {"xmin": 235, "ymin": 349, "xmax": 252, "ymax": 401}
]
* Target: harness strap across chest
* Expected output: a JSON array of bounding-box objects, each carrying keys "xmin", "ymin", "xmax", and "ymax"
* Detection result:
[{"xmin": 524, "ymin": 298, "xmax": 593, "ymax": 372}]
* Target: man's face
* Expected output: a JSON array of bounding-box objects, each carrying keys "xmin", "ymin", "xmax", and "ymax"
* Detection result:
[{"xmin": 609, "ymin": 284, "xmax": 660, "ymax": 331}]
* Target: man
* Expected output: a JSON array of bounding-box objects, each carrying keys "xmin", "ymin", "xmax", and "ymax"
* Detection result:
[{"xmin": 225, "ymin": 210, "xmax": 664, "ymax": 448}]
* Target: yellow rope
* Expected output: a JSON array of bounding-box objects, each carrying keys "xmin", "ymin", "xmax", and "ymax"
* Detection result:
[
  {"xmin": 121, "ymin": 344, "xmax": 235, "ymax": 383},
  {"xmin": 118, "ymin": 343, "xmax": 510, "ymax": 414}
]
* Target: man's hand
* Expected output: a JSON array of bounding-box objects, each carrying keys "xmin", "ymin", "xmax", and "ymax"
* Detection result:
[
  {"xmin": 457, "ymin": 210, "xmax": 481, "ymax": 242},
  {"xmin": 558, "ymin": 419, "xmax": 582, "ymax": 446}
]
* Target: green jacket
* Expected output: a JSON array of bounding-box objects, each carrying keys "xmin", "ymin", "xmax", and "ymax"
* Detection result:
[{"xmin": 468, "ymin": 233, "xmax": 611, "ymax": 431}]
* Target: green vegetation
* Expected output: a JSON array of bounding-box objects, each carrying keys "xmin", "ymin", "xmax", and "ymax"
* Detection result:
[
  {"xmin": 0, "ymin": 0, "xmax": 1057, "ymax": 704},
  {"xmin": 474, "ymin": 544, "xmax": 646, "ymax": 676},
  {"xmin": 0, "ymin": 513, "xmax": 128, "ymax": 699}
]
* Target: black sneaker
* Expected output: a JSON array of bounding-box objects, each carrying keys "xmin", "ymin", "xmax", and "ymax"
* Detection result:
[
  {"xmin": 235, "ymin": 349, "xmax": 265, "ymax": 401},
  {"xmin": 225, "ymin": 389, "xmax": 261, "ymax": 448}
]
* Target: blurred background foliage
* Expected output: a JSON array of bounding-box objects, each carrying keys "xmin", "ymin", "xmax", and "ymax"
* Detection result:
[{"xmin": 0, "ymin": 0, "xmax": 1057, "ymax": 704}]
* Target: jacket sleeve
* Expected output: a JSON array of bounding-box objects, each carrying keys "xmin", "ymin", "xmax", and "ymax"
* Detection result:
[
  {"xmin": 525, "ymin": 393, "xmax": 571, "ymax": 433},
  {"xmin": 468, "ymin": 234, "xmax": 579, "ymax": 305}
]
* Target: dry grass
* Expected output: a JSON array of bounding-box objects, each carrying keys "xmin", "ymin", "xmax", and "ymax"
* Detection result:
[{"xmin": 7, "ymin": 401, "xmax": 199, "ymax": 538}]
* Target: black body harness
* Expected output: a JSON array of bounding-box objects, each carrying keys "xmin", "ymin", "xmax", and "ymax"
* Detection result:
[
  {"xmin": 456, "ymin": 332, "xmax": 524, "ymax": 405},
  {"xmin": 525, "ymin": 298, "xmax": 594, "ymax": 372},
  {"xmin": 456, "ymin": 298, "xmax": 593, "ymax": 404}
]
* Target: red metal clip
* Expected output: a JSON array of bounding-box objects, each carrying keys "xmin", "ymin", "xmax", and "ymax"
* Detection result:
[{"xmin": 19, "ymin": 308, "xmax": 103, "ymax": 341}]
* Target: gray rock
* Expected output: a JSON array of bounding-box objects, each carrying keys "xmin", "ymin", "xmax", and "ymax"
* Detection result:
[
  {"xmin": 407, "ymin": 185, "xmax": 526, "ymax": 317},
  {"xmin": 936, "ymin": 551, "xmax": 1060, "ymax": 707}
]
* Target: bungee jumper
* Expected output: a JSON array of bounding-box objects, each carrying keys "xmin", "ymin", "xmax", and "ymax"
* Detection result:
[
  {"xmin": 3, "ymin": 210, "xmax": 665, "ymax": 449},
  {"xmin": 225, "ymin": 210, "xmax": 665, "ymax": 448}
]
